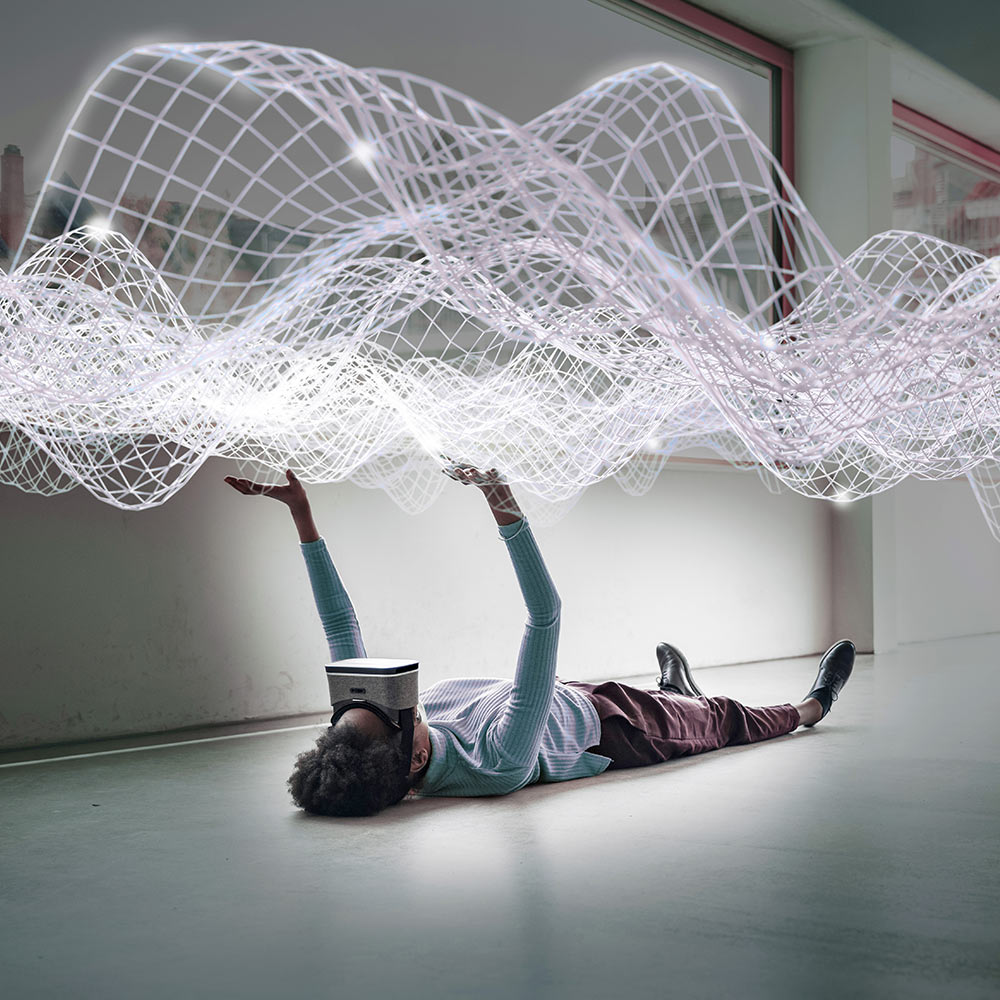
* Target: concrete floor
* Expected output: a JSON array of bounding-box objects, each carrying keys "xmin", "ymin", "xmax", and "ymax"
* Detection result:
[{"xmin": 2, "ymin": 638, "xmax": 999, "ymax": 1000}]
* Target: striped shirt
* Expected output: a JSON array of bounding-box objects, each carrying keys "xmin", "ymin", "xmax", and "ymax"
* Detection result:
[{"xmin": 299, "ymin": 518, "xmax": 611, "ymax": 797}]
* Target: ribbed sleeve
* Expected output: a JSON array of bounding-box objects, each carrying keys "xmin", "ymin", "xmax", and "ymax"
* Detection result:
[
  {"xmin": 300, "ymin": 538, "xmax": 367, "ymax": 661},
  {"xmin": 489, "ymin": 518, "xmax": 561, "ymax": 767}
]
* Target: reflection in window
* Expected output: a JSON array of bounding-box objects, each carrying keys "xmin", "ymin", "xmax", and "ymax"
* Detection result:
[{"xmin": 892, "ymin": 131, "xmax": 1000, "ymax": 256}]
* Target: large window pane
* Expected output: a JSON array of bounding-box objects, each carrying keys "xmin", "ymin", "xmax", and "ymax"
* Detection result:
[
  {"xmin": 892, "ymin": 131, "xmax": 1000, "ymax": 255},
  {"xmin": 3, "ymin": 0, "xmax": 779, "ymax": 326}
]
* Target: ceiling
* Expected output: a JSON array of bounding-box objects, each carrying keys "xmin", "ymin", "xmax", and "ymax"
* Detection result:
[{"xmin": 836, "ymin": 0, "xmax": 1000, "ymax": 99}]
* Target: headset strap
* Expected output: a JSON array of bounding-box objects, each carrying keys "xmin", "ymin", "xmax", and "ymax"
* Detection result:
[
  {"xmin": 399, "ymin": 708, "xmax": 416, "ymax": 778},
  {"xmin": 398, "ymin": 706, "xmax": 415, "ymax": 782}
]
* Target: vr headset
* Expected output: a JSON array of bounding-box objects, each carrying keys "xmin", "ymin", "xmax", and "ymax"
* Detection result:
[{"xmin": 326, "ymin": 658, "xmax": 420, "ymax": 781}]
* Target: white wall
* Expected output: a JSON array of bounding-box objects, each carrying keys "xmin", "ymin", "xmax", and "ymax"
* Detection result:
[
  {"xmin": 876, "ymin": 479, "xmax": 1000, "ymax": 646},
  {"xmin": 0, "ymin": 459, "xmax": 832, "ymax": 749},
  {"xmin": 830, "ymin": 497, "xmax": 873, "ymax": 650},
  {"xmin": 795, "ymin": 36, "xmax": 893, "ymax": 259}
]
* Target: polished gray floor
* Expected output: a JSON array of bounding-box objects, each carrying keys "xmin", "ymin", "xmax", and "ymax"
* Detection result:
[{"xmin": 2, "ymin": 639, "xmax": 999, "ymax": 1000}]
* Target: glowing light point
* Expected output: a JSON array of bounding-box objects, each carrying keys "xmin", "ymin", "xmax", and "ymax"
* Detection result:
[
  {"xmin": 416, "ymin": 432, "xmax": 443, "ymax": 456},
  {"xmin": 86, "ymin": 218, "xmax": 113, "ymax": 242},
  {"xmin": 352, "ymin": 140, "xmax": 376, "ymax": 166}
]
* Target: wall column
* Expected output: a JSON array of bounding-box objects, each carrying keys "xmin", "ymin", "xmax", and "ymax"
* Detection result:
[{"xmin": 794, "ymin": 36, "xmax": 893, "ymax": 652}]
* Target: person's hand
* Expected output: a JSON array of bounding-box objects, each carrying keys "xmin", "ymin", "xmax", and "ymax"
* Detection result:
[
  {"xmin": 224, "ymin": 468, "xmax": 308, "ymax": 509},
  {"xmin": 442, "ymin": 462, "xmax": 505, "ymax": 491},
  {"xmin": 442, "ymin": 462, "xmax": 521, "ymax": 525}
]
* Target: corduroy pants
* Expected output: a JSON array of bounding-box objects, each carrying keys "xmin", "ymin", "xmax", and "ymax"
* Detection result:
[{"xmin": 561, "ymin": 680, "xmax": 800, "ymax": 769}]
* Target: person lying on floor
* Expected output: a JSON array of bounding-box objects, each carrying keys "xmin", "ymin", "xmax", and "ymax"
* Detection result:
[{"xmin": 224, "ymin": 465, "xmax": 855, "ymax": 817}]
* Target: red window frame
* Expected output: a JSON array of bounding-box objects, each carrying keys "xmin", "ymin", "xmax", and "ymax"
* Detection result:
[{"xmin": 893, "ymin": 101, "xmax": 1000, "ymax": 178}]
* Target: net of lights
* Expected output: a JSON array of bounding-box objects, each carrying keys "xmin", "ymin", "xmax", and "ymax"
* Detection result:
[{"xmin": 3, "ymin": 41, "xmax": 1000, "ymax": 534}]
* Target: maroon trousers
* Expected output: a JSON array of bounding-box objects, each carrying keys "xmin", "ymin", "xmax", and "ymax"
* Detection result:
[{"xmin": 562, "ymin": 680, "xmax": 800, "ymax": 769}]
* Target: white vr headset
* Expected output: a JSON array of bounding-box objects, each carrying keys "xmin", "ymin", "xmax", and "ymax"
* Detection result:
[{"xmin": 326, "ymin": 658, "xmax": 419, "ymax": 778}]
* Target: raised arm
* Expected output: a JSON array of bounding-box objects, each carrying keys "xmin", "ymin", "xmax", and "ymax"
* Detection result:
[
  {"xmin": 445, "ymin": 465, "xmax": 560, "ymax": 767},
  {"xmin": 224, "ymin": 469, "xmax": 367, "ymax": 660}
]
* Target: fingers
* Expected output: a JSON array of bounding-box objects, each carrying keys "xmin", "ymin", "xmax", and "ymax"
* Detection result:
[
  {"xmin": 463, "ymin": 466, "xmax": 500, "ymax": 485},
  {"xmin": 224, "ymin": 476, "xmax": 251, "ymax": 494},
  {"xmin": 440, "ymin": 464, "xmax": 504, "ymax": 486},
  {"xmin": 441, "ymin": 463, "xmax": 468, "ymax": 483},
  {"xmin": 223, "ymin": 476, "xmax": 270, "ymax": 495}
]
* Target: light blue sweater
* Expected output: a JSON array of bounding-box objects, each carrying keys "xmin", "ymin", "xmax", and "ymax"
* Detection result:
[{"xmin": 299, "ymin": 518, "xmax": 611, "ymax": 797}]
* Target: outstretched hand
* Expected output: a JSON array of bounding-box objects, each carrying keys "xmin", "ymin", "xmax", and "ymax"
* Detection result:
[
  {"xmin": 224, "ymin": 468, "xmax": 308, "ymax": 509},
  {"xmin": 442, "ymin": 463, "xmax": 505, "ymax": 490},
  {"xmin": 442, "ymin": 461, "xmax": 522, "ymax": 525}
]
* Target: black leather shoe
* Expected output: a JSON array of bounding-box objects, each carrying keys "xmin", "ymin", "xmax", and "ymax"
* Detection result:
[
  {"xmin": 803, "ymin": 639, "xmax": 855, "ymax": 726},
  {"xmin": 656, "ymin": 642, "xmax": 704, "ymax": 697}
]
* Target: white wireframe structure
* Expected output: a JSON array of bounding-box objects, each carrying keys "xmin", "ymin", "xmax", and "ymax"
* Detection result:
[{"xmin": 3, "ymin": 41, "xmax": 1000, "ymax": 533}]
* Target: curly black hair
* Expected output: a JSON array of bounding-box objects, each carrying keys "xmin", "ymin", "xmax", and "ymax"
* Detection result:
[{"xmin": 287, "ymin": 724, "xmax": 412, "ymax": 817}]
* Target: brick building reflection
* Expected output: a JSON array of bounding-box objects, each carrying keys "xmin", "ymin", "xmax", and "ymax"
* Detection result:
[
  {"xmin": 0, "ymin": 144, "xmax": 25, "ymax": 262},
  {"xmin": 893, "ymin": 141, "xmax": 1000, "ymax": 258}
]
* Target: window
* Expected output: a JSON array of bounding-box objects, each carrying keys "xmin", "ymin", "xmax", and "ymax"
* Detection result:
[
  {"xmin": 584, "ymin": 1, "xmax": 794, "ymax": 321},
  {"xmin": 892, "ymin": 102, "xmax": 1000, "ymax": 256},
  {"xmin": 614, "ymin": 0, "xmax": 794, "ymax": 178}
]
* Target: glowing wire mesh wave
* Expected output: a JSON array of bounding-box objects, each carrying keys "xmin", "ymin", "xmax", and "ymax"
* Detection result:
[{"xmin": 3, "ymin": 41, "xmax": 1000, "ymax": 531}]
